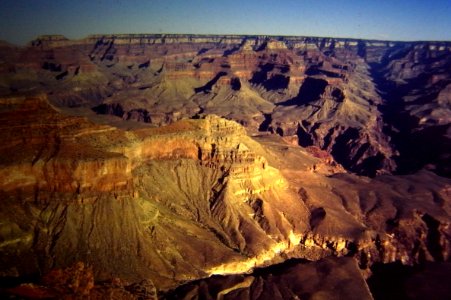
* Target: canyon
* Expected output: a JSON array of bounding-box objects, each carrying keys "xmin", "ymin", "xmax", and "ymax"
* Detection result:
[{"xmin": 0, "ymin": 34, "xmax": 450, "ymax": 299}]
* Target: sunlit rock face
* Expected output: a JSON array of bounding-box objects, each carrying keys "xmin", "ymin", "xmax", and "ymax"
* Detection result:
[
  {"xmin": 0, "ymin": 96, "xmax": 132, "ymax": 196},
  {"xmin": 0, "ymin": 34, "xmax": 450, "ymax": 299},
  {"xmin": 0, "ymin": 95, "xmax": 450, "ymax": 297},
  {"xmin": 165, "ymin": 257, "xmax": 374, "ymax": 300},
  {"xmin": 1, "ymin": 34, "xmax": 449, "ymax": 177},
  {"xmin": 0, "ymin": 95, "xmax": 312, "ymax": 289}
]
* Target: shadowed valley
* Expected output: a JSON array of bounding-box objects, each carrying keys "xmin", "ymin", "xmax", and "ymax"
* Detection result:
[{"xmin": 0, "ymin": 34, "xmax": 450, "ymax": 299}]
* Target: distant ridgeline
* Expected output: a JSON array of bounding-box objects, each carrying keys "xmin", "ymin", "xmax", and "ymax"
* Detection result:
[
  {"xmin": 30, "ymin": 33, "xmax": 451, "ymax": 52},
  {"xmin": 1, "ymin": 33, "xmax": 450, "ymax": 177}
]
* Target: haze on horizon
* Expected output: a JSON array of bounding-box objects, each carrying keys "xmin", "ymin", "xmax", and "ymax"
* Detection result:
[{"xmin": 1, "ymin": 0, "xmax": 451, "ymax": 46}]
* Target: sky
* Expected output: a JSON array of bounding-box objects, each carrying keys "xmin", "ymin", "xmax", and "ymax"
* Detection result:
[{"xmin": 0, "ymin": 0, "xmax": 450, "ymax": 45}]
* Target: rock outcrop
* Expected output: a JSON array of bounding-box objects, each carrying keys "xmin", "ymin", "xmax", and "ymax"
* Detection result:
[
  {"xmin": 0, "ymin": 34, "xmax": 450, "ymax": 299},
  {"xmin": 0, "ymin": 95, "xmax": 311, "ymax": 289},
  {"xmin": 165, "ymin": 257, "xmax": 374, "ymax": 300},
  {"xmin": 0, "ymin": 95, "xmax": 450, "ymax": 298},
  {"xmin": 1, "ymin": 34, "xmax": 449, "ymax": 177}
]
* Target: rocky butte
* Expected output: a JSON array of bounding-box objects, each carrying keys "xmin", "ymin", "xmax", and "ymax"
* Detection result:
[{"xmin": 0, "ymin": 34, "xmax": 450, "ymax": 299}]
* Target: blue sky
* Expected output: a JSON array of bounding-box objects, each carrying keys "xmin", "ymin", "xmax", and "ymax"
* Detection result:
[{"xmin": 0, "ymin": 0, "xmax": 450, "ymax": 45}]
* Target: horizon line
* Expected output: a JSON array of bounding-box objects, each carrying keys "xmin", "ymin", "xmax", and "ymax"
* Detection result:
[{"xmin": 3, "ymin": 32, "xmax": 451, "ymax": 47}]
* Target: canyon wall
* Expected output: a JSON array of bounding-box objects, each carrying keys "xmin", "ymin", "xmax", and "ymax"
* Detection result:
[
  {"xmin": 0, "ymin": 34, "xmax": 450, "ymax": 298},
  {"xmin": 0, "ymin": 95, "xmax": 449, "ymax": 294},
  {"xmin": 1, "ymin": 34, "xmax": 449, "ymax": 177}
]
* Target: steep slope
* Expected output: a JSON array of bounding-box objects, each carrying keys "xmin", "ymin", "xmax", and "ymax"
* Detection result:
[
  {"xmin": 371, "ymin": 43, "xmax": 451, "ymax": 176},
  {"xmin": 0, "ymin": 95, "xmax": 312, "ymax": 289},
  {"xmin": 1, "ymin": 95, "xmax": 450, "ymax": 298},
  {"xmin": 1, "ymin": 34, "xmax": 451, "ymax": 299},
  {"xmin": 1, "ymin": 34, "xmax": 449, "ymax": 177},
  {"xmin": 165, "ymin": 257, "xmax": 374, "ymax": 300},
  {"xmin": 270, "ymin": 57, "xmax": 394, "ymax": 176}
]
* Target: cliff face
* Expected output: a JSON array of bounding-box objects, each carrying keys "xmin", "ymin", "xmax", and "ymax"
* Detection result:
[
  {"xmin": 0, "ymin": 95, "xmax": 450, "ymax": 295},
  {"xmin": 0, "ymin": 34, "xmax": 450, "ymax": 298},
  {"xmin": 0, "ymin": 95, "xmax": 312, "ymax": 288},
  {"xmin": 0, "ymin": 96, "xmax": 132, "ymax": 195},
  {"xmin": 372, "ymin": 43, "xmax": 451, "ymax": 176},
  {"xmin": 166, "ymin": 257, "xmax": 374, "ymax": 300},
  {"xmin": 1, "ymin": 34, "xmax": 449, "ymax": 177}
]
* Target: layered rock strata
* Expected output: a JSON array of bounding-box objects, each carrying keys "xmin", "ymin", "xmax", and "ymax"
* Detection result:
[
  {"xmin": 0, "ymin": 95, "xmax": 450, "ymax": 297},
  {"xmin": 1, "ymin": 34, "xmax": 449, "ymax": 176}
]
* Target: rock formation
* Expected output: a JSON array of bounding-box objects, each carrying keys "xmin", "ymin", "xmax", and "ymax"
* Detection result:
[
  {"xmin": 1, "ymin": 34, "xmax": 449, "ymax": 177},
  {"xmin": 165, "ymin": 257, "xmax": 374, "ymax": 300},
  {"xmin": 0, "ymin": 34, "xmax": 450, "ymax": 299}
]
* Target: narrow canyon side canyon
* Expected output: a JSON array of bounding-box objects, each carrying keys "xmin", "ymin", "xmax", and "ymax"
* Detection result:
[{"xmin": 0, "ymin": 34, "xmax": 450, "ymax": 299}]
